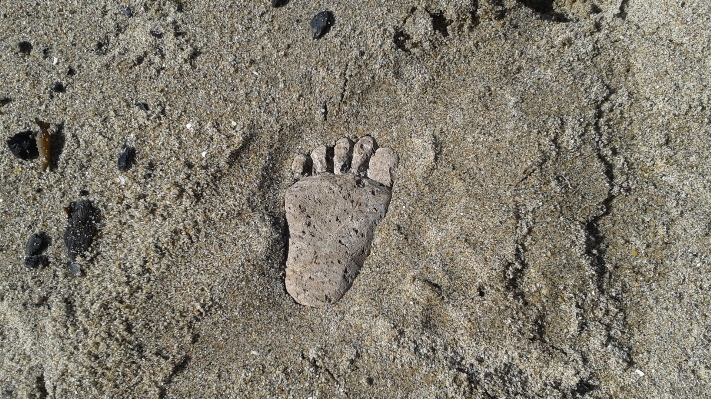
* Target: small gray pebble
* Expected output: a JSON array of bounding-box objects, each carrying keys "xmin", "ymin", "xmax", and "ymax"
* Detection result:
[
  {"xmin": 25, "ymin": 232, "xmax": 50, "ymax": 256},
  {"xmin": 123, "ymin": 6, "xmax": 132, "ymax": 17},
  {"xmin": 310, "ymin": 11, "xmax": 334, "ymax": 39},
  {"xmin": 69, "ymin": 262, "xmax": 82, "ymax": 276}
]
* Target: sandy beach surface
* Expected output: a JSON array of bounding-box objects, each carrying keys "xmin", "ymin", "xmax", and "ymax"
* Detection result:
[{"xmin": 1, "ymin": 0, "xmax": 710, "ymax": 397}]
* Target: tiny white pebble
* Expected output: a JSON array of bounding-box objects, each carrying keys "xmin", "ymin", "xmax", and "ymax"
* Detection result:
[
  {"xmin": 231, "ymin": 120, "xmax": 237, "ymax": 127},
  {"xmin": 186, "ymin": 123, "xmax": 193, "ymax": 129},
  {"xmin": 252, "ymin": 70, "xmax": 259, "ymax": 76},
  {"xmin": 117, "ymin": 176, "xmax": 126, "ymax": 185},
  {"xmin": 635, "ymin": 369, "xmax": 644, "ymax": 377},
  {"xmin": 201, "ymin": 151, "xmax": 207, "ymax": 158},
  {"xmin": 53, "ymin": 57, "xmax": 58, "ymax": 65},
  {"xmin": 250, "ymin": 350, "xmax": 259, "ymax": 356}
]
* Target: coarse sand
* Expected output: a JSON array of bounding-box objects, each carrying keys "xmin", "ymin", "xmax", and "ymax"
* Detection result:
[{"xmin": 1, "ymin": 0, "xmax": 710, "ymax": 397}]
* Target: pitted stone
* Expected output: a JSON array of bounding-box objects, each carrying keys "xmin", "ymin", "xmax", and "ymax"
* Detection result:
[{"xmin": 285, "ymin": 136, "xmax": 398, "ymax": 307}]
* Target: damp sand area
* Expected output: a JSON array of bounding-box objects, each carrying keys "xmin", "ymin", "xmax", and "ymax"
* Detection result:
[{"xmin": 1, "ymin": 1, "xmax": 711, "ymax": 397}]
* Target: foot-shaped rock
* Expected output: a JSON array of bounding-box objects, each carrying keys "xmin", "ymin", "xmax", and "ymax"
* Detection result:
[{"xmin": 285, "ymin": 136, "xmax": 398, "ymax": 307}]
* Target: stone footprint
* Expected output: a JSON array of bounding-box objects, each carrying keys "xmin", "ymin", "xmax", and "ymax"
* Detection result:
[{"xmin": 285, "ymin": 136, "xmax": 398, "ymax": 307}]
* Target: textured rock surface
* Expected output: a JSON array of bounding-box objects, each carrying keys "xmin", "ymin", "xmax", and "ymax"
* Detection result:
[
  {"xmin": 285, "ymin": 137, "xmax": 397, "ymax": 307},
  {"xmin": 25, "ymin": 232, "xmax": 50, "ymax": 257},
  {"xmin": 368, "ymin": 148, "xmax": 399, "ymax": 188},
  {"xmin": 285, "ymin": 174, "xmax": 392, "ymax": 307},
  {"xmin": 63, "ymin": 199, "xmax": 100, "ymax": 262}
]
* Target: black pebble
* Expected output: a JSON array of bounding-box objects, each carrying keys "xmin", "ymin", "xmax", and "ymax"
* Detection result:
[
  {"xmin": 271, "ymin": 0, "xmax": 288, "ymax": 7},
  {"xmin": 0, "ymin": 97, "xmax": 11, "ymax": 106},
  {"xmin": 136, "ymin": 101, "xmax": 150, "ymax": 111},
  {"xmin": 51, "ymin": 82, "xmax": 65, "ymax": 93},
  {"xmin": 124, "ymin": 6, "xmax": 133, "ymax": 17},
  {"xmin": 6, "ymin": 131, "xmax": 39, "ymax": 160},
  {"xmin": 24, "ymin": 255, "xmax": 49, "ymax": 269},
  {"xmin": 118, "ymin": 145, "xmax": 136, "ymax": 171},
  {"xmin": 310, "ymin": 11, "xmax": 334, "ymax": 39},
  {"xmin": 18, "ymin": 41, "xmax": 33, "ymax": 54},
  {"xmin": 26, "ymin": 232, "xmax": 50, "ymax": 256},
  {"xmin": 63, "ymin": 199, "xmax": 100, "ymax": 262},
  {"xmin": 79, "ymin": 189, "xmax": 90, "ymax": 196}
]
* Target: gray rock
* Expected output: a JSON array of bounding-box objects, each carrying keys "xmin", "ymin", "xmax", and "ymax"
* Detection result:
[
  {"xmin": 24, "ymin": 255, "xmax": 49, "ymax": 269},
  {"xmin": 350, "ymin": 136, "xmax": 377, "ymax": 176},
  {"xmin": 285, "ymin": 137, "xmax": 397, "ymax": 307},
  {"xmin": 310, "ymin": 11, "xmax": 334, "ymax": 40},
  {"xmin": 25, "ymin": 232, "xmax": 50, "ymax": 256},
  {"xmin": 117, "ymin": 144, "xmax": 135, "ymax": 171},
  {"xmin": 69, "ymin": 262, "xmax": 82, "ymax": 276},
  {"xmin": 310, "ymin": 145, "xmax": 332, "ymax": 174},
  {"xmin": 333, "ymin": 137, "xmax": 353, "ymax": 175},
  {"xmin": 291, "ymin": 154, "xmax": 312, "ymax": 180},
  {"xmin": 368, "ymin": 148, "xmax": 399, "ymax": 188}
]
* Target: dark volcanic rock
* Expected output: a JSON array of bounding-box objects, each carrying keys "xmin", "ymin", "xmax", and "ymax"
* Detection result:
[
  {"xmin": 63, "ymin": 199, "xmax": 100, "ymax": 261},
  {"xmin": 6, "ymin": 131, "xmax": 39, "ymax": 160},
  {"xmin": 25, "ymin": 232, "xmax": 50, "ymax": 256},
  {"xmin": 117, "ymin": 145, "xmax": 136, "ymax": 171},
  {"xmin": 24, "ymin": 255, "xmax": 49, "ymax": 269},
  {"xmin": 310, "ymin": 11, "xmax": 334, "ymax": 39},
  {"xmin": 51, "ymin": 81, "xmax": 65, "ymax": 93},
  {"xmin": 18, "ymin": 41, "xmax": 33, "ymax": 54}
]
